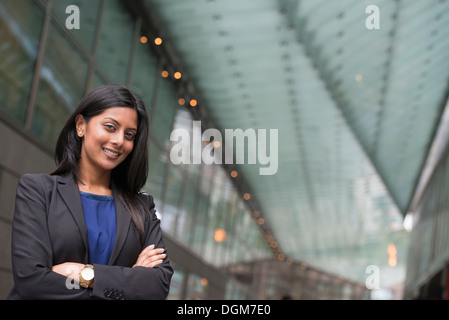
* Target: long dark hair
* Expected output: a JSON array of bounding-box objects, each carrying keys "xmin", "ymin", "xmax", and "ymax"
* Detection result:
[{"xmin": 52, "ymin": 85, "xmax": 149, "ymax": 243}]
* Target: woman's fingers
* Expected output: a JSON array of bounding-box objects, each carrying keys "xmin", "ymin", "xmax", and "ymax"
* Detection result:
[
  {"xmin": 141, "ymin": 253, "xmax": 166, "ymax": 268},
  {"xmin": 133, "ymin": 245, "xmax": 166, "ymax": 268},
  {"xmin": 140, "ymin": 244, "xmax": 155, "ymax": 256},
  {"xmin": 135, "ymin": 252, "xmax": 166, "ymax": 268},
  {"xmin": 134, "ymin": 244, "xmax": 155, "ymax": 266}
]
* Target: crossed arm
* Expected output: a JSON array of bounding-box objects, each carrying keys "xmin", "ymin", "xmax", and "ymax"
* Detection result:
[
  {"xmin": 9, "ymin": 174, "xmax": 173, "ymax": 300},
  {"xmin": 52, "ymin": 244, "xmax": 167, "ymax": 287}
]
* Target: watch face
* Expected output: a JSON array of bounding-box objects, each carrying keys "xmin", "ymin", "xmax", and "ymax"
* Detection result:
[{"xmin": 82, "ymin": 267, "xmax": 94, "ymax": 280}]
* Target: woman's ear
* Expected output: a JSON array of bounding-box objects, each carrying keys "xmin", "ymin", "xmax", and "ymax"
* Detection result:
[{"xmin": 75, "ymin": 114, "xmax": 86, "ymax": 138}]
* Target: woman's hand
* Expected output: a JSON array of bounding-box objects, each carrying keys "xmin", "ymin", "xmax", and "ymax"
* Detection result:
[
  {"xmin": 51, "ymin": 245, "xmax": 165, "ymax": 286},
  {"xmin": 133, "ymin": 244, "xmax": 166, "ymax": 268},
  {"xmin": 52, "ymin": 262, "xmax": 84, "ymax": 283}
]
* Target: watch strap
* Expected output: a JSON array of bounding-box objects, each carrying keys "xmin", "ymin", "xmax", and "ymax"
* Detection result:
[{"xmin": 79, "ymin": 264, "xmax": 94, "ymax": 288}]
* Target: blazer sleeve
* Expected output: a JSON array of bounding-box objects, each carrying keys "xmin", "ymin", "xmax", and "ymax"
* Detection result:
[
  {"xmin": 90, "ymin": 194, "xmax": 174, "ymax": 300},
  {"xmin": 10, "ymin": 174, "xmax": 91, "ymax": 299}
]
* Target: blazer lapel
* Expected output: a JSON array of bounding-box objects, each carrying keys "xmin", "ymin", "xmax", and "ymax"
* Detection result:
[
  {"xmin": 57, "ymin": 173, "xmax": 89, "ymax": 259},
  {"xmin": 56, "ymin": 173, "xmax": 131, "ymax": 265},
  {"xmin": 108, "ymin": 181, "xmax": 131, "ymax": 265}
]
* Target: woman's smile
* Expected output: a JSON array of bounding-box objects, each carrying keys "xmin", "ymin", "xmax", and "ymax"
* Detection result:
[{"xmin": 102, "ymin": 147, "xmax": 121, "ymax": 159}]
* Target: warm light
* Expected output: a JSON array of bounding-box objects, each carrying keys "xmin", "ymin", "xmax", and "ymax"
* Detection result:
[
  {"xmin": 387, "ymin": 243, "xmax": 397, "ymax": 255},
  {"xmin": 230, "ymin": 170, "xmax": 238, "ymax": 178},
  {"xmin": 154, "ymin": 37, "xmax": 163, "ymax": 45},
  {"xmin": 213, "ymin": 141, "xmax": 221, "ymax": 148},
  {"xmin": 161, "ymin": 70, "xmax": 169, "ymax": 78},
  {"xmin": 286, "ymin": 258, "xmax": 293, "ymax": 265},
  {"xmin": 278, "ymin": 253, "xmax": 285, "ymax": 261},
  {"xmin": 200, "ymin": 278, "xmax": 208, "ymax": 286},
  {"xmin": 190, "ymin": 99, "xmax": 197, "ymax": 107},
  {"xmin": 300, "ymin": 263, "xmax": 307, "ymax": 270},
  {"xmin": 140, "ymin": 36, "xmax": 148, "ymax": 44},
  {"xmin": 257, "ymin": 218, "xmax": 264, "ymax": 225},
  {"xmin": 243, "ymin": 193, "xmax": 251, "ymax": 200},
  {"xmin": 174, "ymin": 71, "xmax": 182, "ymax": 79},
  {"xmin": 389, "ymin": 256, "xmax": 397, "ymax": 267},
  {"xmin": 387, "ymin": 243, "xmax": 397, "ymax": 267},
  {"xmin": 271, "ymin": 241, "xmax": 278, "ymax": 249},
  {"xmin": 214, "ymin": 228, "xmax": 227, "ymax": 242},
  {"xmin": 178, "ymin": 98, "xmax": 185, "ymax": 105}
]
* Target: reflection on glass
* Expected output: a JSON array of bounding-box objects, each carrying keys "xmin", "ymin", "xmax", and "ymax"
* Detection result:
[
  {"xmin": 152, "ymin": 77, "xmax": 177, "ymax": 144},
  {"xmin": 144, "ymin": 139, "xmax": 166, "ymax": 201},
  {"xmin": 179, "ymin": 180, "xmax": 197, "ymax": 243},
  {"xmin": 193, "ymin": 190, "xmax": 212, "ymax": 253},
  {"xmin": 186, "ymin": 273, "xmax": 208, "ymax": 300},
  {"xmin": 225, "ymin": 278, "xmax": 248, "ymax": 299},
  {"xmin": 203, "ymin": 166, "xmax": 228, "ymax": 265},
  {"xmin": 166, "ymin": 263, "xmax": 184, "ymax": 300},
  {"xmin": 89, "ymin": 71, "xmax": 107, "ymax": 92},
  {"xmin": 129, "ymin": 42, "xmax": 158, "ymax": 114},
  {"xmin": 0, "ymin": 0, "xmax": 43, "ymax": 122},
  {"xmin": 161, "ymin": 165, "xmax": 185, "ymax": 237},
  {"xmin": 52, "ymin": 0, "xmax": 100, "ymax": 52},
  {"xmin": 96, "ymin": 0, "xmax": 134, "ymax": 84},
  {"xmin": 33, "ymin": 21, "xmax": 88, "ymax": 146}
]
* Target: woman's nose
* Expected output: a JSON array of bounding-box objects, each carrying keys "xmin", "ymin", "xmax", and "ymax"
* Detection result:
[{"xmin": 110, "ymin": 131, "xmax": 124, "ymax": 145}]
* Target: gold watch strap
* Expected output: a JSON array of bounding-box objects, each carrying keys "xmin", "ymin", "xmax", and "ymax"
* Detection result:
[{"xmin": 79, "ymin": 264, "xmax": 94, "ymax": 288}]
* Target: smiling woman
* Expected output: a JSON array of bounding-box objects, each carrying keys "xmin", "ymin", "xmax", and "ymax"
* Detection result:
[
  {"xmin": 7, "ymin": 85, "xmax": 173, "ymax": 299},
  {"xmin": 75, "ymin": 107, "xmax": 138, "ymax": 186}
]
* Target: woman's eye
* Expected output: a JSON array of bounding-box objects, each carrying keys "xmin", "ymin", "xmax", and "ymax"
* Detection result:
[
  {"xmin": 104, "ymin": 124, "xmax": 116, "ymax": 131},
  {"xmin": 126, "ymin": 132, "xmax": 136, "ymax": 140}
]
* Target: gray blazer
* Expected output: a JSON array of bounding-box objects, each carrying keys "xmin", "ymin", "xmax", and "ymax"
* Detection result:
[{"xmin": 7, "ymin": 172, "xmax": 173, "ymax": 300}]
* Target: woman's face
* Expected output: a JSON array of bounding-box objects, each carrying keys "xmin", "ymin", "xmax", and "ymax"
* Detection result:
[{"xmin": 76, "ymin": 107, "xmax": 138, "ymax": 174}]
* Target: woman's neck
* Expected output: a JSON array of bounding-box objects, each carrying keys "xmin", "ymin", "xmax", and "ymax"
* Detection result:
[{"xmin": 78, "ymin": 164, "xmax": 112, "ymax": 196}]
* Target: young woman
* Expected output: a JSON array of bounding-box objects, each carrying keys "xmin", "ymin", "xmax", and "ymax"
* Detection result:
[{"xmin": 8, "ymin": 85, "xmax": 173, "ymax": 299}]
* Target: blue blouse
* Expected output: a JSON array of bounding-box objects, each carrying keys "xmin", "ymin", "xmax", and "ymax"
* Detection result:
[{"xmin": 80, "ymin": 191, "xmax": 117, "ymax": 265}]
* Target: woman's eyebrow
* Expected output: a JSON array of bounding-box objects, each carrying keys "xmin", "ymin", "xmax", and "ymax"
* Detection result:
[{"xmin": 104, "ymin": 117, "xmax": 137, "ymax": 131}]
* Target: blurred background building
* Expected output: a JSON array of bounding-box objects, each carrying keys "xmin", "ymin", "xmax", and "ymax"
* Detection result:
[{"xmin": 0, "ymin": 0, "xmax": 448, "ymax": 299}]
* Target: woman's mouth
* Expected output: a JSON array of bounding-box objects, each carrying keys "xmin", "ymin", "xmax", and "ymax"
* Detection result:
[{"xmin": 103, "ymin": 148, "xmax": 120, "ymax": 159}]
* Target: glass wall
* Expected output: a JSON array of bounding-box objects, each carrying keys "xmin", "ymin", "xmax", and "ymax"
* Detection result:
[
  {"xmin": 0, "ymin": 0, "xmax": 43, "ymax": 122},
  {"xmin": 159, "ymin": 109, "xmax": 271, "ymax": 270},
  {"xmin": 0, "ymin": 0, "xmax": 271, "ymax": 299},
  {"xmin": 404, "ymin": 144, "xmax": 449, "ymax": 299},
  {"xmin": 32, "ymin": 19, "xmax": 88, "ymax": 145}
]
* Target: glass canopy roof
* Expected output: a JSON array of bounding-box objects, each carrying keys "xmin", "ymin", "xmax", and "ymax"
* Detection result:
[{"xmin": 145, "ymin": 0, "xmax": 449, "ymax": 288}]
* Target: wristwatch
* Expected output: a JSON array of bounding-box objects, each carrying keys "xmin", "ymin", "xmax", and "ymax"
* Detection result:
[{"xmin": 79, "ymin": 264, "xmax": 94, "ymax": 288}]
